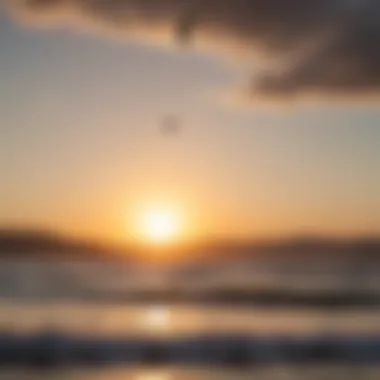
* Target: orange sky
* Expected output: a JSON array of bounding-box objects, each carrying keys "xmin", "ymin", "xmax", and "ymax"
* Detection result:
[{"xmin": 1, "ymin": 11, "xmax": 380, "ymax": 245}]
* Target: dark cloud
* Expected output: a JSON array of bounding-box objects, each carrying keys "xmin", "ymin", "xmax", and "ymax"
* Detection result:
[{"xmin": 9, "ymin": 0, "xmax": 380, "ymax": 103}]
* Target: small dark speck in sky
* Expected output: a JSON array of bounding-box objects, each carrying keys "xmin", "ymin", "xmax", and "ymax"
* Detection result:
[{"xmin": 160, "ymin": 114, "xmax": 182, "ymax": 136}]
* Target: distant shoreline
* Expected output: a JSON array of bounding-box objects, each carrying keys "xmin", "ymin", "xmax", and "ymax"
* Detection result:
[{"xmin": 1, "ymin": 228, "xmax": 379, "ymax": 264}]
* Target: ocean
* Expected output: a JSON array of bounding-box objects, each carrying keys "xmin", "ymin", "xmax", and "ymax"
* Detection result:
[{"xmin": 0, "ymin": 259, "xmax": 379, "ymax": 379}]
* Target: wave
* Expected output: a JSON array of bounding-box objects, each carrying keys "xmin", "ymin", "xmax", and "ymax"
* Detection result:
[{"xmin": 0, "ymin": 330, "xmax": 380, "ymax": 368}]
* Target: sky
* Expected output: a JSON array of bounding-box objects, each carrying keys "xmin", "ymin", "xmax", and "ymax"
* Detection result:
[{"xmin": 1, "ymin": 1, "xmax": 380, "ymax": 244}]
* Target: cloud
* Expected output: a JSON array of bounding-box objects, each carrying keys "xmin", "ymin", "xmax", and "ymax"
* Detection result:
[{"xmin": 8, "ymin": 0, "xmax": 380, "ymax": 103}]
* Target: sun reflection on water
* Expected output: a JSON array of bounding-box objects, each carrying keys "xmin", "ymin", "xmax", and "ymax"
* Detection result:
[
  {"xmin": 143, "ymin": 305, "xmax": 171, "ymax": 331},
  {"xmin": 136, "ymin": 371, "xmax": 171, "ymax": 380}
]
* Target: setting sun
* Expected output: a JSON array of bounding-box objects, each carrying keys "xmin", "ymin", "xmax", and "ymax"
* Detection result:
[{"xmin": 138, "ymin": 206, "xmax": 181, "ymax": 243}]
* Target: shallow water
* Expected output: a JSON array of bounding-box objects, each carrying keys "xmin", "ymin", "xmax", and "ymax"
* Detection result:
[{"xmin": 1, "ymin": 365, "xmax": 380, "ymax": 380}]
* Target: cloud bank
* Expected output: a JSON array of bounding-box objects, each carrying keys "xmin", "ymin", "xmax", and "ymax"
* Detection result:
[{"xmin": 7, "ymin": 0, "xmax": 380, "ymax": 103}]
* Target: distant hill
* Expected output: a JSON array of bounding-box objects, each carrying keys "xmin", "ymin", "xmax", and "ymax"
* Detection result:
[
  {"xmin": 0, "ymin": 229, "xmax": 126, "ymax": 261},
  {"xmin": 181, "ymin": 236, "xmax": 380, "ymax": 263},
  {"xmin": 0, "ymin": 228, "xmax": 379, "ymax": 263}
]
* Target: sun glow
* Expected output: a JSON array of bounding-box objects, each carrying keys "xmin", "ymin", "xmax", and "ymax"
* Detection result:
[{"xmin": 137, "ymin": 205, "xmax": 182, "ymax": 244}]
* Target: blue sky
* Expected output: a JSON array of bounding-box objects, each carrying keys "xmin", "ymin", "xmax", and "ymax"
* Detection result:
[{"xmin": 1, "ymin": 11, "xmax": 379, "ymax": 242}]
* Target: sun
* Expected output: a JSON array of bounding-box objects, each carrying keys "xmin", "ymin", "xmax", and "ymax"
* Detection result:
[{"xmin": 138, "ymin": 206, "xmax": 181, "ymax": 243}]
